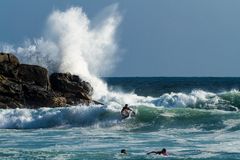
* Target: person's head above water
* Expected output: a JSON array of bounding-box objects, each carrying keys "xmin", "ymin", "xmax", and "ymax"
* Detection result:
[
  {"xmin": 161, "ymin": 148, "xmax": 168, "ymax": 156},
  {"xmin": 161, "ymin": 148, "xmax": 167, "ymax": 154},
  {"xmin": 122, "ymin": 104, "xmax": 129, "ymax": 110},
  {"xmin": 121, "ymin": 149, "xmax": 127, "ymax": 154}
]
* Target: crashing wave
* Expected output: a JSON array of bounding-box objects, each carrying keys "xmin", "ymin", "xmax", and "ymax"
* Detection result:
[{"xmin": 0, "ymin": 89, "xmax": 239, "ymax": 129}]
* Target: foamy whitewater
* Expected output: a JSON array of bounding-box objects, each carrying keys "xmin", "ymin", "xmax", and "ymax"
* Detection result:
[{"xmin": 0, "ymin": 5, "xmax": 240, "ymax": 160}]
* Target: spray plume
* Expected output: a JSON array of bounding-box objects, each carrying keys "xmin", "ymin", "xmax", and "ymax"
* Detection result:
[{"xmin": 1, "ymin": 4, "xmax": 121, "ymax": 100}]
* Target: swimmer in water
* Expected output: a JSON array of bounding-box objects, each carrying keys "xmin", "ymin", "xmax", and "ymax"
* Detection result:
[
  {"xmin": 121, "ymin": 149, "xmax": 127, "ymax": 155},
  {"xmin": 147, "ymin": 148, "xmax": 168, "ymax": 156}
]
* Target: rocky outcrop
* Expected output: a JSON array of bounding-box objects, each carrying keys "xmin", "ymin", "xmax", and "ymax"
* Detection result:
[
  {"xmin": 50, "ymin": 73, "xmax": 93, "ymax": 100},
  {"xmin": 0, "ymin": 53, "xmax": 19, "ymax": 65},
  {"xmin": 18, "ymin": 64, "xmax": 50, "ymax": 90},
  {"xmin": 0, "ymin": 75, "xmax": 23, "ymax": 108},
  {"xmin": 0, "ymin": 52, "xmax": 95, "ymax": 108},
  {"xmin": 50, "ymin": 73, "xmax": 93, "ymax": 105},
  {"xmin": 0, "ymin": 53, "xmax": 19, "ymax": 79}
]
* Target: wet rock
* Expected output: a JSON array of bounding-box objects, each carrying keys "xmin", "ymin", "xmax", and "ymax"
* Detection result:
[
  {"xmin": 0, "ymin": 75, "xmax": 22, "ymax": 99},
  {"xmin": 0, "ymin": 53, "xmax": 19, "ymax": 78},
  {"xmin": 49, "ymin": 73, "xmax": 93, "ymax": 105},
  {"xmin": 22, "ymin": 83, "xmax": 55, "ymax": 107},
  {"xmin": 50, "ymin": 73, "xmax": 93, "ymax": 100},
  {"xmin": 18, "ymin": 64, "xmax": 50, "ymax": 90},
  {"xmin": 0, "ymin": 52, "xmax": 20, "ymax": 65},
  {"xmin": 0, "ymin": 75, "xmax": 23, "ymax": 108},
  {"xmin": 49, "ymin": 97, "xmax": 67, "ymax": 107},
  {"xmin": 0, "ymin": 52, "xmax": 95, "ymax": 108},
  {"xmin": 0, "ymin": 95, "xmax": 23, "ymax": 108}
]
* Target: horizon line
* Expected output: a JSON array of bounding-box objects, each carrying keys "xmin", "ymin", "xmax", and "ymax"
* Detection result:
[{"xmin": 101, "ymin": 76, "xmax": 240, "ymax": 78}]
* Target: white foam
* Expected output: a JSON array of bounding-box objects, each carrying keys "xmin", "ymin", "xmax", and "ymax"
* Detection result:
[
  {"xmin": 149, "ymin": 90, "xmax": 237, "ymax": 111},
  {"xmin": 0, "ymin": 5, "xmax": 234, "ymax": 111},
  {"xmin": 0, "ymin": 105, "xmax": 120, "ymax": 129},
  {"xmin": 0, "ymin": 5, "xmax": 239, "ymax": 130},
  {"xmin": 0, "ymin": 5, "xmax": 121, "ymax": 100}
]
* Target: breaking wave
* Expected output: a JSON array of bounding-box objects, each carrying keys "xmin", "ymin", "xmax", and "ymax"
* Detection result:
[
  {"xmin": 0, "ymin": 5, "xmax": 240, "ymax": 130},
  {"xmin": 0, "ymin": 4, "xmax": 121, "ymax": 100},
  {"xmin": 0, "ymin": 89, "xmax": 239, "ymax": 129}
]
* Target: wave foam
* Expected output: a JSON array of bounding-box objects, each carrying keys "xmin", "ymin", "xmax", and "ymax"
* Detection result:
[
  {"xmin": 0, "ymin": 5, "xmax": 121, "ymax": 100},
  {"xmin": 0, "ymin": 89, "xmax": 239, "ymax": 129},
  {"xmin": 0, "ymin": 105, "xmax": 120, "ymax": 129}
]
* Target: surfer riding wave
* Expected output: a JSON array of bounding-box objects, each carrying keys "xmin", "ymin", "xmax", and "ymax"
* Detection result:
[{"xmin": 120, "ymin": 104, "xmax": 135, "ymax": 119}]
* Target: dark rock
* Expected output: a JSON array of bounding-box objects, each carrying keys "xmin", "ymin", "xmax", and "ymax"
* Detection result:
[
  {"xmin": 0, "ymin": 52, "xmax": 95, "ymax": 108},
  {"xmin": 22, "ymin": 83, "xmax": 55, "ymax": 107},
  {"xmin": 50, "ymin": 73, "xmax": 93, "ymax": 99},
  {"xmin": 0, "ymin": 75, "xmax": 23, "ymax": 108},
  {"xmin": 0, "ymin": 63, "xmax": 18, "ymax": 78},
  {"xmin": 82, "ymin": 81, "xmax": 93, "ymax": 96},
  {"xmin": 49, "ymin": 97, "xmax": 67, "ymax": 107},
  {"xmin": 0, "ymin": 95, "xmax": 23, "ymax": 108},
  {"xmin": 92, "ymin": 100, "xmax": 104, "ymax": 105},
  {"xmin": 0, "ymin": 75, "xmax": 22, "ymax": 99},
  {"xmin": 18, "ymin": 64, "xmax": 50, "ymax": 90},
  {"xmin": 0, "ymin": 53, "xmax": 20, "ymax": 79},
  {"xmin": 0, "ymin": 52, "xmax": 20, "ymax": 65},
  {"xmin": 21, "ymin": 83, "xmax": 67, "ymax": 107}
]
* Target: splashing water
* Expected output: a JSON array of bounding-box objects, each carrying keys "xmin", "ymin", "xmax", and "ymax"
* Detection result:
[
  {"xmin": 1, "ymin": 5, "xmax": 121, "ymax": 100},
  {"xmin": 0, "ymin": 5, "xmax": 164, "ymax": 107},
  {"xmin": 1, "ymin": 5, "xmax": 240, "ymax": 160},
  {"xmin": 1, "ymin": 5, "xmax": 240, "ymax": 113}
]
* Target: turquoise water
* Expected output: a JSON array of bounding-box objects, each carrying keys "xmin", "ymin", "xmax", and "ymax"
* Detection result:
[{"xmin": 0, "ymin": 78, "xmax": 240, "ymax": 159}]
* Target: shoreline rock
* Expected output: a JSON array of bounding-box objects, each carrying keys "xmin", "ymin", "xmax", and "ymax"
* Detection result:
[{"xmin": 0, "ymin": 52, "xmax": 96, "ymax": 109}]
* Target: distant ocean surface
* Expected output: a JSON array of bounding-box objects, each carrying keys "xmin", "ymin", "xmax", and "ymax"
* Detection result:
[{"xmin": 0, "ymin": 77, "xmax": 240, "ymax": 160}]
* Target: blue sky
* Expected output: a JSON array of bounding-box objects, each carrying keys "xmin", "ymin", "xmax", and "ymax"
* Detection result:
[{"xmin": 0, "ymin": 0, "xmax": 240, "ymax": 77}]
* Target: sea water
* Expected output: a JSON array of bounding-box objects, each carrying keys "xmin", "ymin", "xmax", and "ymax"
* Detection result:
[{"xmin": 0, "ymin": 77, "xmax": 240, "ymax": 160}]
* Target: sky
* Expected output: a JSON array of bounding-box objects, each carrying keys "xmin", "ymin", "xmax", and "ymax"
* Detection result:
[{"xmin": 0, "ymin": 0, "xmax": 240, "ymax": 77}]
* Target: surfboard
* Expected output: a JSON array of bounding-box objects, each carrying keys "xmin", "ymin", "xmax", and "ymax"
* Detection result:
[{"xmin": 121, "ymin": 110, "xmax": 135, "ymax": 119}]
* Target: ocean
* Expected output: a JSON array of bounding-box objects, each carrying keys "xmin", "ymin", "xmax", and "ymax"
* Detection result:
[{"xmin": 0, "ymin": 77, "xmax": 240, "ymax": 160}]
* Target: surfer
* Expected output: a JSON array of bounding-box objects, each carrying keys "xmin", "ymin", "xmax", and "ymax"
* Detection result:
[
  {"xmin": 147, "ymin": 148, "xmax": 168, "ymax": 156},
  {"xmin": 120, "ymin": 149, "xmax": 127, "ymax": 155},
  {"xmin": 121, "ymin": 104, "xmax": 135, "ymax": 118}
]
